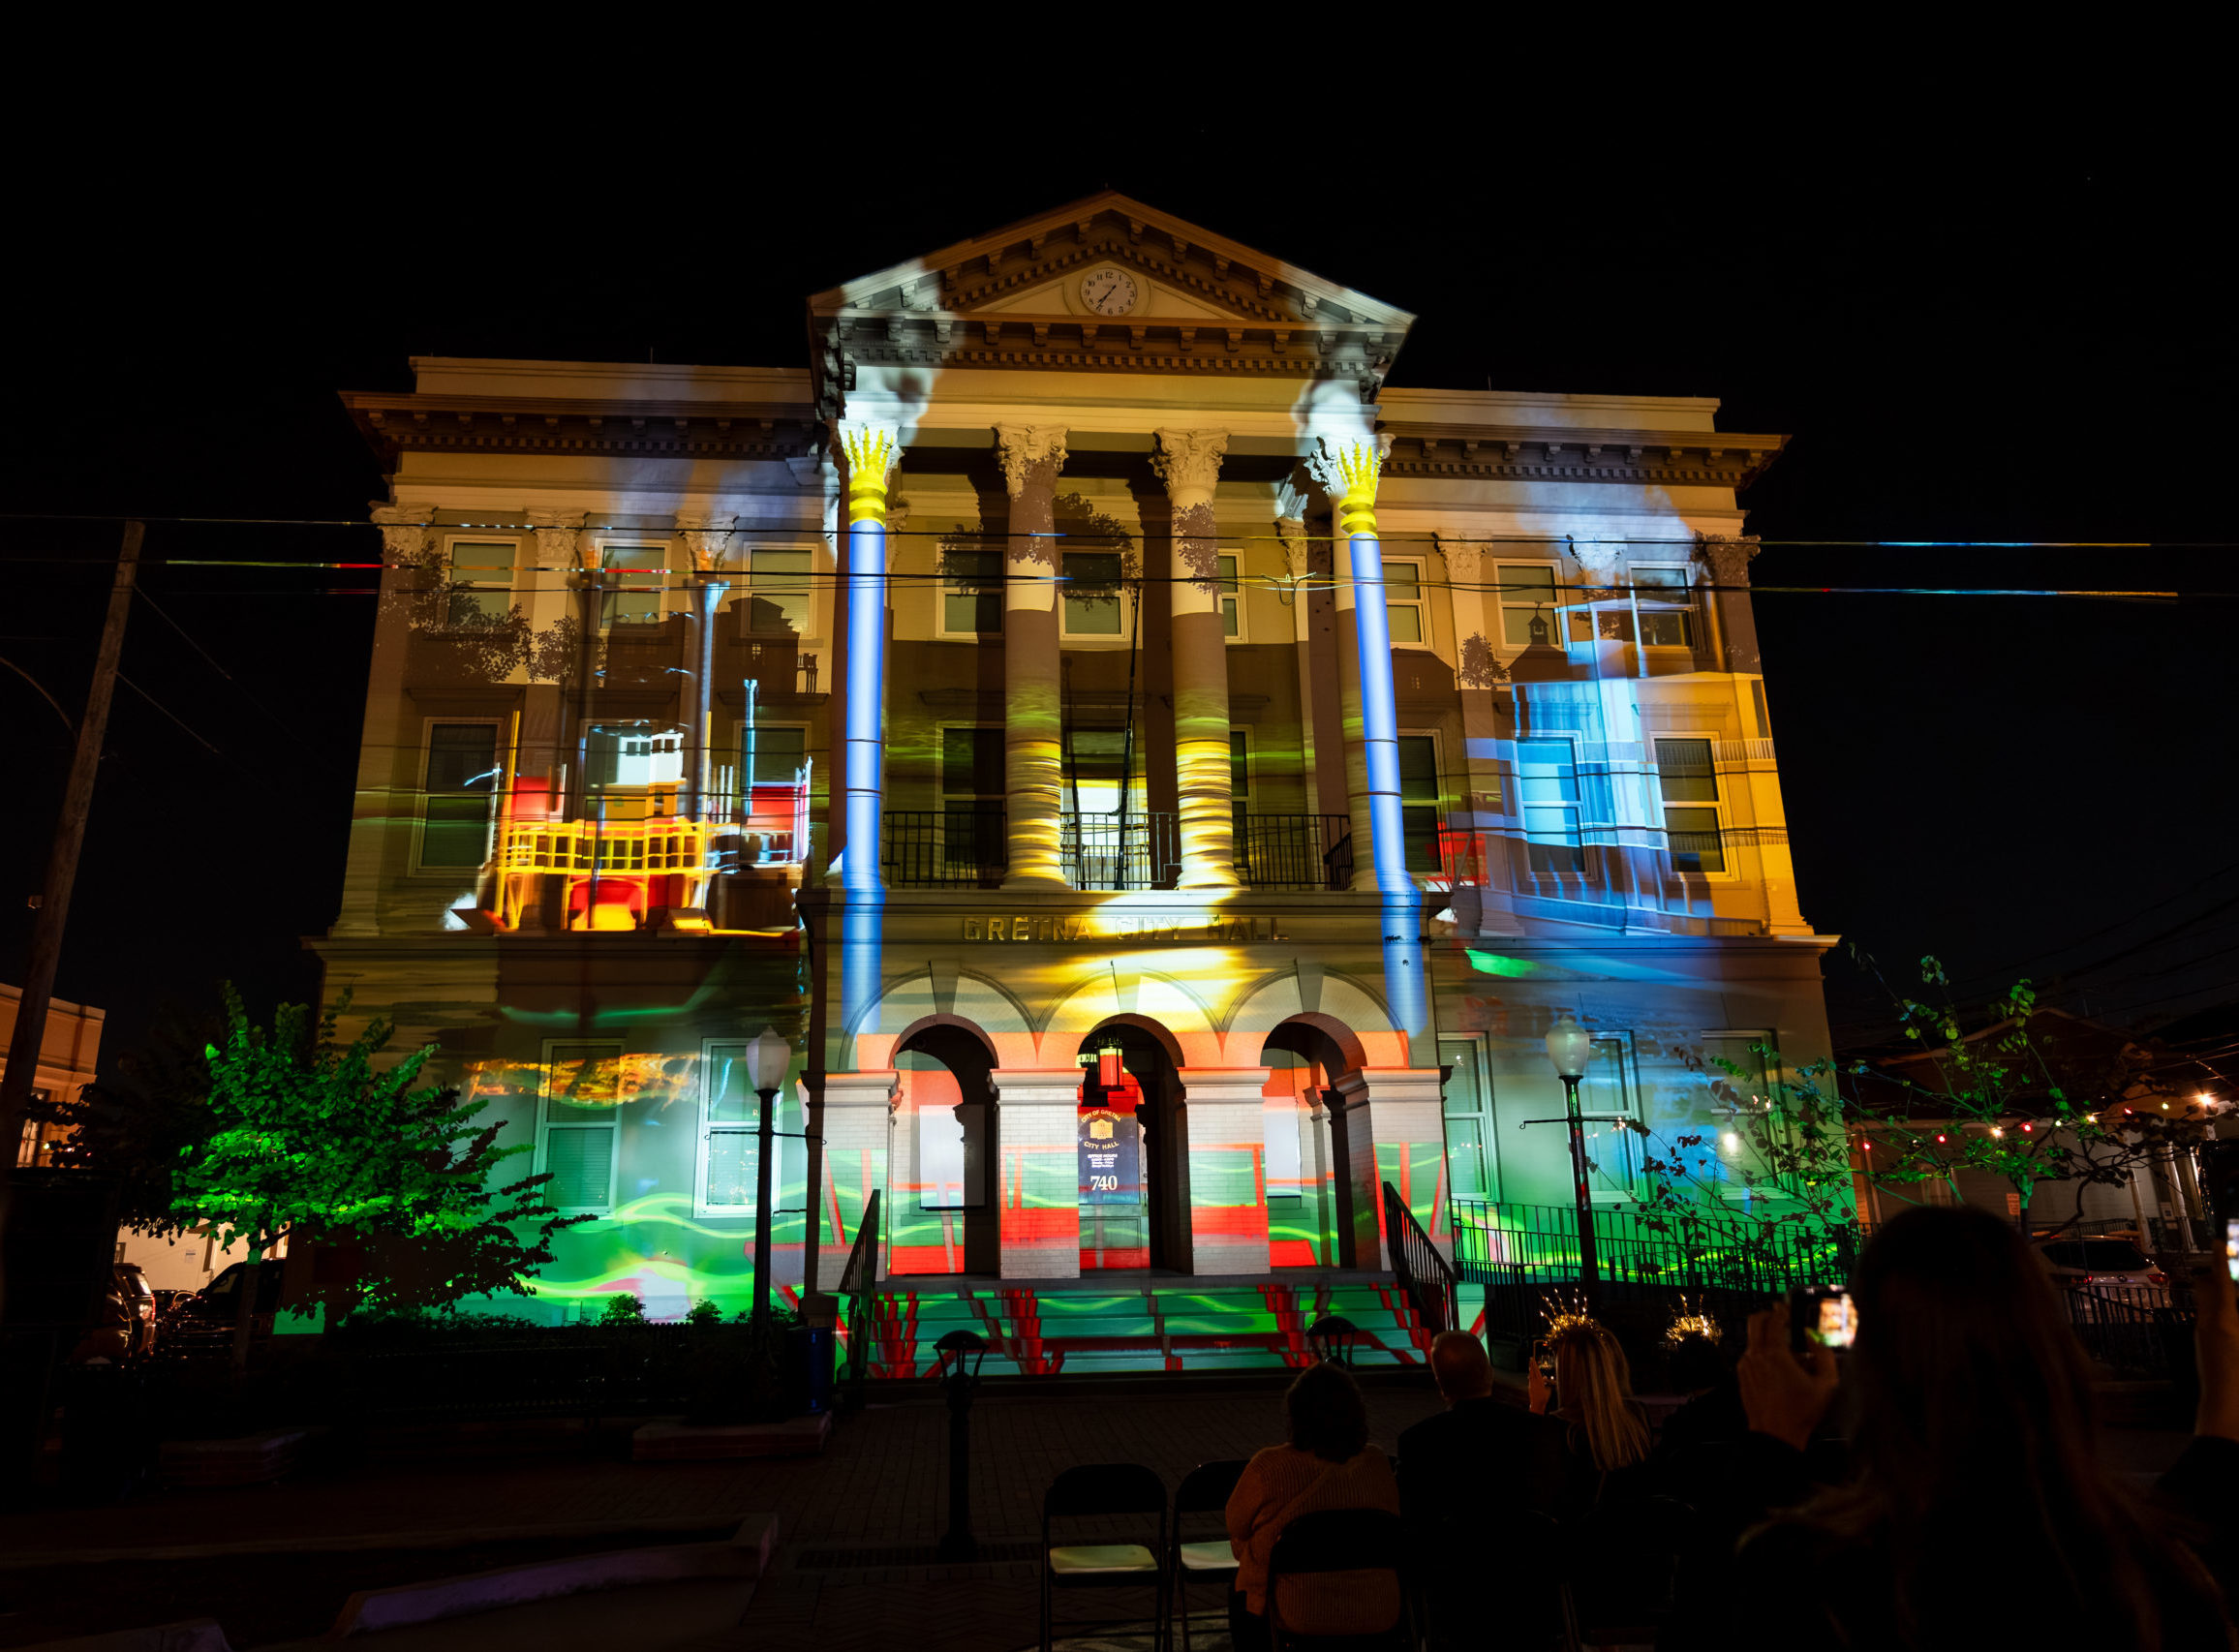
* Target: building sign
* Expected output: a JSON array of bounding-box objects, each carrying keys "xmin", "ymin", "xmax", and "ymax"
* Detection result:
[
  {"xmin": 964, "ymin": 914, "xmax": 1289, "ymax": 942},
  {"xmin": 1078, "ymin": 1106, "xmax": 1141, "ymax": 1207}
]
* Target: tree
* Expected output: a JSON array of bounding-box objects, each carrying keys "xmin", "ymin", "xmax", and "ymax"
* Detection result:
[{"xmin": 170, "ymin": 988, "xmax": 583, "ymax": 1367}]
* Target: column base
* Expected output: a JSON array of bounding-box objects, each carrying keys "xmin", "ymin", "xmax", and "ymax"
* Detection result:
[
  {"xmin": 999, "ymin": 872, "xmax": 1073, "ymax": 892},
  {"xmin": 1176, "ymin": 870, "xmax": 1242, "ymax": 891}
]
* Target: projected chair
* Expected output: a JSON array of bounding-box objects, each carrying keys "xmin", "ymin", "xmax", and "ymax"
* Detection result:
[
  {"xmin": 1264, "ymin": 1506, "xmax": 1414, "ymax": 1652},
  {"xmin": 1168, "ymin": 1457, "xmax": 1246, "ymax": 1652},
  {"xmin": 1039, "ymin": 1461, "xmax": 1170, "ymax": 1652}
]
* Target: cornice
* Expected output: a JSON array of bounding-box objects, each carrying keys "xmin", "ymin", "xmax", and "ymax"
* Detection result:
[
  {"xmin": 341, "ymin": 392, "xmax": 824, "ymax": 474},
  {"xmin": 1379, "ymin": 424, "xmax": 1789, "ymax": 490}
]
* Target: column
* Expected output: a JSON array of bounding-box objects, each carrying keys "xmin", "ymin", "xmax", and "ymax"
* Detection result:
[
  {"xmin": 1307, "ymin": 435, "xmax": 1406, "ymax": 894},
  {"xmin": 994, "ymin": 1067, "xmax": 1085, "ymax": 1277},
  {"xmin": 817, "ymin": 1069, "xmax": 899, "ymax": 1284},
  {"xmin": 1274, "ymin": 491, "xmax": 1323, "ymax": 816},
  {"xmin": 836, "ymin": 424, "xmax": 899, "ymax": 891},
  {"xmin": 1332, "ymin": 1068, "xmax": 1450, "ymax": 1270},
  {"xmin": 995, "ymin": 424, "xmax": 1070, "ymax": 889},
  {"xmin": 1177, "ymin": 1067, "xmax": 1273, "ymax": 1274},
  {"xmin": 1152, "ymin": 430, "xmax": 1239, "ymax": 887}
]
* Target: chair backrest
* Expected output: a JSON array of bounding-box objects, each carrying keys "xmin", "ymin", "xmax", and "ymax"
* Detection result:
[
  {"xmin": 1045, "ymin": 1460, "xmax": 1168, "ymax": 1518},
  {"xmin": 1173, "ymin": 1457, "xmax": 1248, "ymax": 1515},
  {"xmin": 1267, "ymin": 1506, "xmax": 1406, "ymax": 1577}
]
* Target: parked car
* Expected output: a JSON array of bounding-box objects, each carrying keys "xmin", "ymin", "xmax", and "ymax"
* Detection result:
[
  {"xmin": 68, "ymin": 1265, "xmax": 147, "ymax": 1363},
  {"xmin": 157, "ymin": 1259, "xmax": 286, "ymax": 1353},
  {"xmin": 115, "ymin": 1263, "xmax": 157, "ymax": 1358},
  {"xmin": 2034, "ymin": 1236, "xmax": 2168, "ymax": 1301}
]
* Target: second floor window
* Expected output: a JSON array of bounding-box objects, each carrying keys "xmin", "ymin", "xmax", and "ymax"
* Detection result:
[
  {"xmin": 1061, "ymin": 551, "xmax": 1124, "ymax": 637},
  {"xmin": 1399, "ymin": 734, "xmax": 1441, "ymax": 872},
  {"xmin": 1384, "ymin": 558, "xmax": 1426, "ymax": 643},
  {"xmin": 1218, "ymin": 553, "xmax": 1244, "ymax": 638},
  {"xmin": 1518, "ymin": 738, "xmax": 1585, "ymax": 875},
  {"xmin": 1632, "ymin": 566, "xmax": 1697, "ymax": 647},
  {"xmin": 1496, "ymin": 564, "xmax": 1559, "ymax": 646},
  {"xmin": 941, "ymin": 549, "xmax": 1003, "ymax": 636},
  {"xmin": 942, "ymin": 725, "xmax": 1005, "ymax": 870},
  {"xmin": 421, "ymin": 722, "xmax": 499, "ymax": 869},
  {"xmin": 599, "ymin": 544, "xmax": 666, "ymax": 627},
  {"xmin": 446, "ymin": 539, "xmax": 516, "ymax": 627},
  {"xmin": 1656, "ymin": 737, "xmax": 1724, "ymax": 872},
  {"xmin": 748, "ymin": 548, "xmax": 812, "ymax": 635}
]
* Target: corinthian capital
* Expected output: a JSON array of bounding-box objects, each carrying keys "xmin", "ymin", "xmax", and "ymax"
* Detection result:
[
  {"xmin": 524, "ymin": 507, "xmax": 586, "ymax": 567},
  {"xmin": 1435, "ymin": 535, "xmax": 1484, "ymax": 580},
  {"xmin": 1150, "ymin": 428, "xmax": 1230, "ymax": 512},
  {"xmin": 1693, "ymin": 532, "xmax": 1761, "ymax": 586},
  {"xmin": 673, "ymin": 510, "xmax": 737, "ymax": 571},
  {"xmin": 369, "ymin": 501, "xmax": 436, "ymax": 564},
  {"xmin": 992, "ymin": 423, "xmax": 1069, "ymax": 497},
  {"xmin": 835, "ymin": 419, "xmax": 903, "ymax": 526},
  {"xmin": 1304, "ymin": 433, "xmax": 1393, "ymax": 536}
]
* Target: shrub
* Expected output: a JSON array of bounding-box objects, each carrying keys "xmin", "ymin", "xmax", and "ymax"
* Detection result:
[
  {"xmin": 598, "ymin": 1293, "xmax": 646, "ymax": 1326},
  {"xmin": 685, "ymin": 1299, "xmax": 723, "ymax": 1329}
]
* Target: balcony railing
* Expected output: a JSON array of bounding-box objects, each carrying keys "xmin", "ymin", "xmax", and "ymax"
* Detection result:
[
  {"xmin": 1240, "ymin": 814, "xmax": 1354, "ymax": 890},
  {"xmin": 499, "ymin": 817, "xmax": 717, "ymax": 874},
  {"xmin": 1062, "ymin": 812, "xmax": 1181, "ymax": 891},
  {"xmin": 881, "ymin": 808, "xmax": 1007, "ymax": 888}
]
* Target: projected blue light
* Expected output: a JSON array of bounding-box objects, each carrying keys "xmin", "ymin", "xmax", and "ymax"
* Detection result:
[
  {"xmin": 843, "ymin": 519, "xmax": 886, "ymax": 894},
  {"xmin": 1348, "ymin": 530, "xmax": 1411, "ymax": 895}
]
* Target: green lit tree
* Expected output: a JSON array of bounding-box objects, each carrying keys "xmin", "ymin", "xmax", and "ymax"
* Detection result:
[{"xmin": 171, "ymin": 988, "xmax": 583, "ymax": 1368}]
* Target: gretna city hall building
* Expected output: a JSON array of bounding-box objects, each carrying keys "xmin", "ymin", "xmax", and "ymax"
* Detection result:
[{"xmin": 321, "ymin": 195, "xmax": 1838, "ymax": 1370}]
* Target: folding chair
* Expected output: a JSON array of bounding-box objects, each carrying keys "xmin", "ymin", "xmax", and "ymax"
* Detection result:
[
  {"xmin": 1040, "ymin": 1460, "xmax": 1170, "ymax": 1652},
  {"xmin": 1264, "ymin": 1506, "xmax": 1414, "ymax": 1651},
  {"xmin": 1168, "ymin": 1457, "xmax": 1246, "ymax": 1652}
]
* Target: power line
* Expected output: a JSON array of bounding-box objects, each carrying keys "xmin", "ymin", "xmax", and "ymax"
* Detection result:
[
  {"xmin": 116, "ymin": 672, "xmax": 225, "ymax": 757},
  {"xmin": 133, "ymin": 587, "xmax": 301, "ymax": 735}
]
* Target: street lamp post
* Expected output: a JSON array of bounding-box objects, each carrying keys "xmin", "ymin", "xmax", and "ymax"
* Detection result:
[
  {"xmin": 744, "ymin": 1026, "xmax": 793, "ymax": 1325},
  {"xmin": 934, "ymin": 1329, "xmax": 989, "ymax": 1562},
  {"xmin": 1546, "ymin": 1013, "xmax": 1600, "ymax": 1307}
]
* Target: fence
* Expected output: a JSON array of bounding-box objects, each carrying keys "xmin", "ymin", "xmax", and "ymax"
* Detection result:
[{"xmin": 2059, "ymin": 1281, "xmax": 2194, "ymax": 1379}]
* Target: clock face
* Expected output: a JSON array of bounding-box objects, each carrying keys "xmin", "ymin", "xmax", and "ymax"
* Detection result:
[{"xmin": 1080, "ymin": 268, "xmax": 1140, "ymax": 316}]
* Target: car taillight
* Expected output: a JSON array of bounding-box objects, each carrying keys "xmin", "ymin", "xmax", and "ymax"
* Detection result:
[{"xmin": 2150, "ymin": 1271, "xmax": 2168, "ymax": 1285}]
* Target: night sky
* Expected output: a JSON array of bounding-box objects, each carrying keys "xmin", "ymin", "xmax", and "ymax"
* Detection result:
[{"xmin": 7, "ymin": 112, "xmax": 2231, "ymax": 1073}]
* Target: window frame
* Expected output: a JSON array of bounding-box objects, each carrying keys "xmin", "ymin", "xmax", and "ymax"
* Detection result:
[
  {"xmin": 1578, "ymin": 1029, "xmax": 1644, "ymax": 1204},
  {"xmin": 537, "ymin": 1039, "xmax": 622, "ymax": 1216},
  {"xmin": 1217, "ymin": 551, "xmax": 1248, "ymax": 643},
  {"xmin": 1629, "ymin": 564, "xmax": 1699, "ymax": 651},
  {"xmin": 1058, "ymin": 549, "xmax": 1133, "ymax": 644},
  {"xmin": 414, "ymin": 717, "xmax": 504, "ymax": 875},
  {"xmin": 439, "ymin": 534, "xmax": 523, "ymax": 631},
  {"xmin": 1700, "ymin": 1027, "xmax": 1789, "ymax": 1203},
  {"xmin": 1381, "ymin": 555, "xmax": 1429, "ymax": 648},
  {"xmin": 1516, "ymin": 733, "xmax": 1589, "ymax": 880},
  {"xmin": 592, "ymin": 537, "xmax": 674, "ymax": 631},
  {"xmin": 939, "ymin": 722, "xmax": 1006, "ymax": 872},
  {"xmin": 935, "ymin": 546, "xmax": 1005, "ymax": 640},
  {"xmin": 1437, "ymin": 1033, "xmax": 1497, "ymax": 1205},
  {"xmin": 742, "ymin": 543, "xmax": 817, "ymax": 640},
  {"xmin": 692, "ymin": 1037, "xmax": 807, "ymax": 1220},
  {"xmin": 1396, "ymin": 729, "xmax": 1445, "ymax": 874},
  {"xmin": 1654, "ymin": 733, "xmax": 1732, "ymax": 878},
  {"xmin": 1494, "ymin": 562, "xmax": 1562, "ymax": 650}
]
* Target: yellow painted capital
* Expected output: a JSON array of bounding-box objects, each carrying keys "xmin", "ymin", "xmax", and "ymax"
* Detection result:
[
  {"xmin": 836, "ymin": 420, "xmax": 901, "ymax": 526},
  {"xmin": 1307, "ymin": 434, "xmax": 1393, "ymax": 537}
]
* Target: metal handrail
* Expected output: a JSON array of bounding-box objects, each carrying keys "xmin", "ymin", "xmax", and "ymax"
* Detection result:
[
  {"xmin": 499, "ymin": 816, "xmax": 717, "ymax": 874},
  {"xmin": 839, "ymin": 1189, "xmax": 881, "ymax": 1395},
  {"xmin": 1382, "ymin": 1181, "xmax": 1457, "ymax": 1335}
]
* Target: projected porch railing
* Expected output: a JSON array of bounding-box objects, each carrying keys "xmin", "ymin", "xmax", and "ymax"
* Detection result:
[
  {"xmin": 1448, "ymin": 1198, "xmax": 1854, "ymax": 1296},
  {"xmin": 1240, "ymin": 814, "xmax": 1355, "ymax": 890},
  {"xmin": 882, "ymin": 809, "xmax": 1007, "ymax": 888},
  {"xmin": 882, "ymin": 810, "xmax": 1355, "ymax": 891}
]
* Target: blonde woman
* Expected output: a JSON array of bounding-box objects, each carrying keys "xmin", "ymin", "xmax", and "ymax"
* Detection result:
[{"xmin": 1527, "ymin": 1318, "xmax": 1654, "ymax": 1519}]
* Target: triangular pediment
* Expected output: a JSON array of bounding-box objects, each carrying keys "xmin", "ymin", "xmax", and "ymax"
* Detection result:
[{"xmin": 971, "ymin": 260, "xmax": 1236, "ymax": 321}]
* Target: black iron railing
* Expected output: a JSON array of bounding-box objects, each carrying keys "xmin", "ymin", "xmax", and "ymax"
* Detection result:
[
  {"xmin": 1240, "ymin": 814, "xmax": 1355, "ymax": 890},
  {"xmin": 2060, "ymin": 1280, "xmax": 2193, "ymax": 1378},
  {"xmin": 883, "ymin": 810, "xmax": 1006, "ymax": 888},
  {"xmin": 1383, "ymin": 1181, "xmax": 1457, "ymax": 1334},
  {"xmin": 840, "ymin": 1190, "xmax": 881, "ymax": 1400},
  {"xmin": 1062, "ymin": 811, "xmax": 1181, "ymax": 891},
  {"xmin": 1450, "ymin": 1198, "xmax": 1853, "ymax": 1293}
]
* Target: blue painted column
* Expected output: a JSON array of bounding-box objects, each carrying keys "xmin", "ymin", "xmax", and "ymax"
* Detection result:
[{"xmin": 836, "ymin": 421, "xmax": 899, "ymax": 1051}]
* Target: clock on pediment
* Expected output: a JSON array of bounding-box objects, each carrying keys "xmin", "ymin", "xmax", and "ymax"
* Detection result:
[{"xmin": 1079, "ymin": 266, "xmax": 1139, "ymax": 316}]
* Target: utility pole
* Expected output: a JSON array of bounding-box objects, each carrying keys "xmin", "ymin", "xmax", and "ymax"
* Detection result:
[{"xmin": 0, "ymin": 521, "xmax": 143, "ymax": 1316}]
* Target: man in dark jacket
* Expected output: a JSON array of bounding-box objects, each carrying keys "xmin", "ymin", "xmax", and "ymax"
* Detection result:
[{"xmin": 1396, "ymin": 1331, "xmax": 1570, "ymax": 1648}]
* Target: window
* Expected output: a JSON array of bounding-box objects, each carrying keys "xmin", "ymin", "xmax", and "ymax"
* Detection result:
[
  {"xmin": 1398, "ymin": 735, "xmax": 1441, "ymax": 872},
  {"xmin": 1632, "ymin": 566, "xmax": 1696, "ymax": 647},
  {"xmin": 1580, "ymin": 1032, "xmax": 1642, "ymax": 1197},
  {"xmin": 420, "ymin": 722, "xmax": 500, "ymax": 869},
  {"xmin": 696, "ymin": 1039, "xmax": 805, "ymax": 1218},
  {"xmin": 1065, "ymin": 726, "xmax": 1130, "ymax": 816},
  {"xmin": 599, "ymin": 543, "xmax": 667, "ymax": 627},
  {"xmin": 1701, "ymin": 1031, "xmax": 1774, "ymax": 1109},
  {"xmin": 747, "ymin": 548, "xmax": 813, "ymax": 636},
  {"xmin": 1439, "ymin": 1038, "xmax": 1494, "ymax": 1203},
  {"xmin": 586, "ymin": 721, "xmax": 684, "ymax": 799},
  {"xmin": 941, "ymin": 726, "xmax": 1005, "ymax": 872},
  {"xmin": 1061, "ymin": 551, "xmax": 1124, "ymax": 637},
  {"xmin": 743, "ymin": 722, "xmax": 806, "ymax": 785},
  {"xmin": 1496, "ymin": 564, "xmax": 1560, "ymax": 647},
  {"xmin": 445, "ymin": 538, "xmax": 516, "ymax": 627},
  {"xmin": 1384, "ymin": 558, "xmax": 1426, "ymax": 644},
  {"xmin": 939, "ymin": 548, "xmax": 1003, "ymax": 637},
  {"xmin": 539, "ymin": 1042, "xmax": 620, "ymax": 1214},
  {"xmin": 1656, "ymin": 737, "xmax": 1724, "ymax": 873},
  {"xmin": 15, "ymin": 1091, "xmax": 59, "ymax": 1168},
  {"xmin": 1517, "ymin": 738, "xmax": 1584, "ymax": 875},
  {"xmin": 1217, "ymin": 553, "xmax": 1245, "ymax": 640}
]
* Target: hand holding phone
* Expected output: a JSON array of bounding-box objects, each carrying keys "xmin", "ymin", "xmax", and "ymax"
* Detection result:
[{"xmin": 1791, "ymin": 1283, "xmax": 1856, "ymax": 1353}]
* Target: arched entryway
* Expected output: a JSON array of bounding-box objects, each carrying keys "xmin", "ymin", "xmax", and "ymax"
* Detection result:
[
  {"xmin": 1077, "ymin": 1019, "xmax": 1189, "ymax": 1272},
  {"xmin": 893, "ymin": 1023, "xmax": 998, "ymax": 1275},
  {"xmin": 1262, "ymin": 1019, "xmax": 1368, "ymax": 1269}
]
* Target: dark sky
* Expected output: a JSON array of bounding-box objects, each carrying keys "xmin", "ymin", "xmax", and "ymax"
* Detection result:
[{"xmin": 6, "ymin": 103, "xmax": 2232, "ymax": 1072}]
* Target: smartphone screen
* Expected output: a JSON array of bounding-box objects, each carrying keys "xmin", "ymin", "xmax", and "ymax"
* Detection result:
[
  {"xmin": 1815, "ymin": 1292, "xmax": 1857, "ymax": 1350},
  {"xmin": 2225, "ymin": 1218, "xmax": 2238, "ymax": 1285}
]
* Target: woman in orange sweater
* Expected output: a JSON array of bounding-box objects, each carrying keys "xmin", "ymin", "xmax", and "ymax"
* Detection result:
[{"xmin": 1224, "ymin": 1361, "xmax": 1402, "ymax": 1648}]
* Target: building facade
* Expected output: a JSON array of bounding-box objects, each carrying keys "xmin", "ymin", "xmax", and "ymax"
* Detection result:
[{"xmin": 320, "ymin": 196, "xmax": 1840, "ymax": 1332}]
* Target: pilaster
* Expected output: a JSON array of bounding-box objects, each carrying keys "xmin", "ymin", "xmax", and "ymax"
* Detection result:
[
  {"xmin": 1175, "ymin": 1067, "xmax": 1273, "ymax": 1274},
  {"xmin": 816, "ymin": 1068, "xmax": 899, "ymax": 1281},
  {"xmin": 1333, "ymin": 1067, "xmax": 1450, "ymax": 1269}
]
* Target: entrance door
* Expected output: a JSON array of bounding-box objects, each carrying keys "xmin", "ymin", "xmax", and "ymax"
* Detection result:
[{"xmin": 1078, "ymin": 1048, "xmax": 1149, "ymax": 1270}]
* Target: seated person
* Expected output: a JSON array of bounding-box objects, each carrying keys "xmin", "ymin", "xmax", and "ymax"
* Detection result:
[
  {"xmin": 1656, "ymin": 1327, "xmax": 1748, "ymax": 1456},
  {"xmin": 1528, "ymin": 1317, "xmax": 1655, "ymax": 1522},
  {"xmin": 1225, "ymin": 1361, "xmax": 1401, "ymax": 1647}
]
